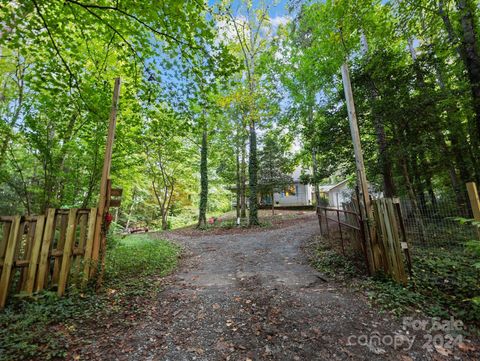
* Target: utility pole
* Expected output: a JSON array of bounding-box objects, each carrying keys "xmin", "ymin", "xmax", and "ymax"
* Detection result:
[{"xmin": 341, "ymin": 62, "xmax": 377, "ymax": 273}]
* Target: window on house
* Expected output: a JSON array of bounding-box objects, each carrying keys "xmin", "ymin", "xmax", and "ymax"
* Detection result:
[{"xmin": 285, "ymin": 185, "xmax": 296, "ymax": 197}]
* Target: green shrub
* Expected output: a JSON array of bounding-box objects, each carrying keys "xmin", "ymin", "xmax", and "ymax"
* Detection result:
[{"xmin": 0, "ymin": 234, "xmax": 180, "ymax": 361}]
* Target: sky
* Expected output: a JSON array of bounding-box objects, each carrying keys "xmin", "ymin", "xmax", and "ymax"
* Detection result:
[{"xmin": 208, "ymin": 0, "xmax": 291, "ymax": 22}]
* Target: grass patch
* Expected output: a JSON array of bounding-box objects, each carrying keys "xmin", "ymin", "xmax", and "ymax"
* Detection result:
[{"xmin": 0, "ymin": 234, "xmax": 180, "ymax": 360}]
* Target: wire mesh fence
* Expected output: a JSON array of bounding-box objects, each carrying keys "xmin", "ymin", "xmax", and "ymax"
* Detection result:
[
  {"xmin": 317, "ymin": 192, "xmax": 479, "ymax": 274},
  {"xmin": 398, "ymin": 195, "xmax": 478, "ymax": 248}
]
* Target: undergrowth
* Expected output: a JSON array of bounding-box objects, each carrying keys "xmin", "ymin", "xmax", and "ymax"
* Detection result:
[
  {"xmin": 310, "ymin": 237, "xmax": 480, "ymax": 334},
  {"xmin": 0, "ymin": 234, "xmax": 180, "ymax": 360}
]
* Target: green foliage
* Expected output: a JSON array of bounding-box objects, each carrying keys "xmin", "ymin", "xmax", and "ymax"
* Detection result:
[
  {"xmin": 0, "ymin": 234, "xmax": 180, "ymax": 360},
  {"xmin": 258, "ymin": 131, "xmax": 294, "ymax": 199},
  {"xmin": 310, "ymin": 243, "xmax": 357, "ymax": 279},
  {"xmin": 104, "ymin": 234, "xmax": 180, "ymax": 281},
  {"xmin": 311, "ymin": 240, "xmax": 480, "ymax": 329}
]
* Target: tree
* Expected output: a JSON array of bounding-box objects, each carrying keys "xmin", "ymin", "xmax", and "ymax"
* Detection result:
[
  {"xmin": 219, "ymin": 1, "xmax": 272, "ymax": 226},
  {"xmin": 258, "ymin": 132, "xmax": 293, "ymax": 215}
]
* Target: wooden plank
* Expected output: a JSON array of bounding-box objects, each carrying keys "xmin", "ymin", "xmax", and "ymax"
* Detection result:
[
  {"xmin": 82, "ymin": 208, "xmax": 97, "ymax": 287},
  {"xmin": 466, "ymin": 182, "xmax": 480, "ymax": 239},
  {"xmin": 386, "ymin": 199, "xmax": 407, "ymax": 285},
  {"xmin": 0, "ymin": 222, "xmax": 11, "ymax": 261},
  {"xmin": 24, "ymin": 216, "xmax": 46, "ymax": 294},
  {"xmin": 51, "ymin": 249, "xmax": 84, "ymax": 257},
  {"xmin": 0, "ymin": 260, "xmax": 29, "ymax": 267},
  {"xmin": 0, "ymin": 216, "xmax": 21, "ymax": 308},
  {"xmin": 13, "ymin": 220, "xmax": 27, "ymax": 293},
  {"xmin": 57, "ymin": 209, "xmax": 78, "ymax": 296},
  {"xmin": 382, "ymin": 200, "xmax": 394, "ymax": 272},
  {"xmin": 372, "ymin": 200, "xmax": 387, "ymax": 272},
  {"xmin": 18, "ymin": 220, "xmax": 36, "ymax": 291},
  {"xmin": 467, "ymin": 182, "xmax": 480, "ymax": 220},
  {"xmin": 73, "ymin": 214, "xmax": 87, "ymax": 274},
  {"xmin": 52, "ymin": 214, "xmax": 68, "ymax": 285},
  {"xmin": 35, "ymin": 209, "xmax": 56, "ymax": 292}
]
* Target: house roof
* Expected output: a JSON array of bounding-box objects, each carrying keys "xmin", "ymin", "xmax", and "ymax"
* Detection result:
[{"xmin": 318, "ymin": 179, "xmax": 349, "ymax": 192}]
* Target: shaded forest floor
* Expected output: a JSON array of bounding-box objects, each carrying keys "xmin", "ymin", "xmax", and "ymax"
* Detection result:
[{"xmin": 65, "ymin": 215, "xmax": 478, "ymax": 360}]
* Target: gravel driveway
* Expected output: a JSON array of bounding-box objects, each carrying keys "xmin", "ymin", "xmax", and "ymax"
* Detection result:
[{"xmin": 76, "ymin": 215, "xmax": 477, "ymax": 360}]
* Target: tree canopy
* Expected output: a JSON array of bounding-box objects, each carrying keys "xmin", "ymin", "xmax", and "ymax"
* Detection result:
[{"xmin": 1, "ymin": 0, "xmax": 479, "ymax": 229}]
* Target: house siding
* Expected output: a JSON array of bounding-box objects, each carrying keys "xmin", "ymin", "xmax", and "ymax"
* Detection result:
[{"xmin": 274, "ymin": 183, "xmax": 313, "ymax": 207}]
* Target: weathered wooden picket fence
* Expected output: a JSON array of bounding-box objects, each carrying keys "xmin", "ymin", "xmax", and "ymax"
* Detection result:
[
  {"xmin": 371, "ymin": 198, "xmax": 411, "ymax": 285},
  {"xmin": 0, "ymin": 208, "xmax": 98, "ymax": 308},
  {"xmin": 318, "ymin": 197, "xmax": 412, "ymax": 285}
]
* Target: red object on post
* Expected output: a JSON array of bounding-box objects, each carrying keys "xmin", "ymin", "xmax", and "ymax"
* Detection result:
[{"xmin": 105, "ymin": 212, "xmax": 113, "ymax": 228}]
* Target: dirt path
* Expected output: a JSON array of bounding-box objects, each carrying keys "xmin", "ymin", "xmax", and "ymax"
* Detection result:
[{"xmin": 76, "ymin": 216, "xmax": 475, "ymax": 360}]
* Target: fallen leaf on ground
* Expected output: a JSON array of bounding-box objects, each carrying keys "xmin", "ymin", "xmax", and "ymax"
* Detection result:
[
  {"xmin": 457, "ymin": 342, "xmax": 476, "ymax": 352},
  {"xmin": 434, "ymin": 345, "xmax": 453, "ymax": 357}
]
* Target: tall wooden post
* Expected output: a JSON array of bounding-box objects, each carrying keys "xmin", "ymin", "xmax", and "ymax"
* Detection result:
[
  {"xmin": 466, "ymin": 182, "xmax": 480, "ymax": 239},
  {"xmin": 90, "ymin": 78, "xmax": 121, "ymax": 278},
  {"xmin": 341, "ymin": 62, "xmax": 377, "ymax": 273}
]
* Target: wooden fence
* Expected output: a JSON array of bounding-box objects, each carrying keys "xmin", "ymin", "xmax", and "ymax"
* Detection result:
[
  {"xmin": 318, "ymin": 197, "xmax": 412, "ymax": 285},
  {"xmin": 0, "ymin": 208, "xmax": 99, "ymax": 308},
  {"xmin": 372, "ymin": 198, "xmax": 411, "ymax": 285}
]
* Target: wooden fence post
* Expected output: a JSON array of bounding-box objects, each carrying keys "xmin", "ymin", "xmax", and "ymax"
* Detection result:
[
  {"xmin": 0, "ymin": 216, "xmax": 21, "ymax": 308},
  {"xmin": 82, "ymin": 208, "xmax": 97, "ymax": 287},
  {"xmin": 35, "ymin": 209, "xmax": 56, "ymax": 291},
  {"xmin": 466, "ymin": 182, "xmax": 480, "ymax": 239},
  {"xmin": 57, "ymin": 209, "xmax": 78, "ymax": 296},
  {"xmin": 90, "ymin": 77, "xmax": 121, "ymax": 278},
  {"xmin": 24, "ymin": 215, "xmax": 46, "ymax": 294}
]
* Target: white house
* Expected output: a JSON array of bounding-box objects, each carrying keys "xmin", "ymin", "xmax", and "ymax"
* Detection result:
[
  {"xmin": 318, "ymin": 179, "xmax": 351, "ymax": 208},
  {"xmin": 255, "ymin": 166, "xmax": 353, "ymax": 208},
  {"xmin": 270, "ymin": 166, "xmax": 315, "ymax": 207}
]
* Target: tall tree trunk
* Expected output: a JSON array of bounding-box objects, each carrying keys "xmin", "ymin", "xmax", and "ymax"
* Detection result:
[
  {"xmin": 240, "ymin": 133, "xmax": 247, "ymax": 219},
  {"xmin": 308, "ymin": 106, "xmax": 321, "ymax": 206},
  {"xmin": 271, "ymin": 191, "xmax": 275, "ymax": 216},
  {"xmin": 248, "ymin": 120, "xmax": 259, "ymax": 226},
  {"xmin": 439, "ymin": 0, "xmax": 480, "ymax": 180},
  {"xmin": 197, "ymin": 127, "xmax": 208, "ymax": 228},
  {"xmin": 456, "ymin": 0, "xmax": 480, "ymax": 144},
  {"xmin": 311, "ymin": 146, "xmax": 321, "ymax": 206},
  {"xmin": 235, "ymin": 138, "xmax": 241, "ymax": 221},
  {"xmin": 361, "ymin": 31, "xmax": 396, "ymax": 197},
  {"xmin": 0, "ymin": 53, "xmax": 24, "ymax": 168},
  {"xmin": 430, "ymin": 40, "xmax": 473, "ymax": 206},
  {"xmin": 373, "ymin": 113, "xmax": 396, "ymax": 197},
  {"xmin": 366, "ymin": 77, "xmax": 396, "ymax": 197}
]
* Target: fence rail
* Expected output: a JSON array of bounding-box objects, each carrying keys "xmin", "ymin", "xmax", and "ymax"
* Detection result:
[
  {"xmin": 0, "ymin": 208, "xmax": 98, "ymax": 308},
  {"xmin": 317, "ymin": 206, "xmax": 369, "ymax": 271}
]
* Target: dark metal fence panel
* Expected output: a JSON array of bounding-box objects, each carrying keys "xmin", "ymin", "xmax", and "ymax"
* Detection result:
[{"xmin": 317, "ymin": 206, "xmax": 369, "ymax": 273}]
